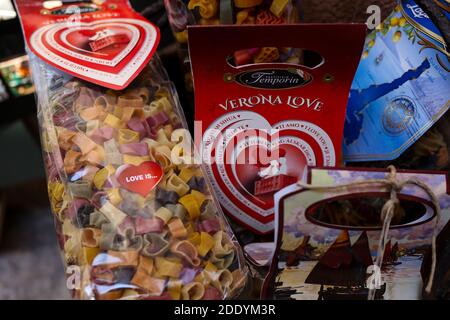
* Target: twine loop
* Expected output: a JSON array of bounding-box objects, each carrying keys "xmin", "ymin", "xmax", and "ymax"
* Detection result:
[{"xmin": 297, "ymin": 166, "xmax": 440, "ymax": 298}]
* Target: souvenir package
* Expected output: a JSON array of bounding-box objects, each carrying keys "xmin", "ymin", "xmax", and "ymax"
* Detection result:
[
  {"xmin": 189, "ymin": 25, "xmax": 366, "ymax": 258},
  {"xmin": 164, "ymin": 0, "xmax": 300, "ymax": 91},
  {"xmin": 15, "ymin": 0, "xmax": 246, "ymax": 300},
  {"xmin": 264, "ymin": 166, "xmax": 450, "ymax": 300},
  {"xmin": 0, "ymin": 55, "xmax": 35, "ymax": 97},
  {"xmin": 343, "ymin": 0, "xmax": 450, "ymax": 164}
]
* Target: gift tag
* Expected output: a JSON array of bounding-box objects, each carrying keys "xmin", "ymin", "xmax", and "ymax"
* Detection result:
[{"xmin": 15, "ymin": 0, "xmax": 160, "ymax": 90}]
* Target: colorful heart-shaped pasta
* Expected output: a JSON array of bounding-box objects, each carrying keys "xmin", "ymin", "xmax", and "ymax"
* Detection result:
[{"xmin": 30, "ymin": 53, "xmax": 247, "ymax": 299}]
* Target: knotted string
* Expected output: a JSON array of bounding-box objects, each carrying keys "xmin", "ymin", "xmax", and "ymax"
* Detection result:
[{"xmin": 297, "ymin": 166, "xmax": 440, "ymax": 298}]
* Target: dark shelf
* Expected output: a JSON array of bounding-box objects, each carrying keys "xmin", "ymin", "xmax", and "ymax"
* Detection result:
[{"xmin": 0, "ymin": 94, "xmax": 36, "ymax": 126}]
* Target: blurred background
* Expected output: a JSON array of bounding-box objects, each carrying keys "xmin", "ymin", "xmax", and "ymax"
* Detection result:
[{"xmin": 0, "ymin": 0, "xmax": 446, "ymax": 299}]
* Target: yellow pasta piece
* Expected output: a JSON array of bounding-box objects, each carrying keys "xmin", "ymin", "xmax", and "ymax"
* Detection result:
[
  {"xmin": 166, "ymin": 173, "xmax": 190, "ymax": 196},
  {"xmin": 154, "ymin": 207, "xmax": 173, "ymax": 224},
  {"xmin": 205, "ymin": 261, "xmax": 218, "ymax": 273},
  {"xmin": 99, "ymin": 201, "xmax": 127, "ymax": 227},
  {"xmin": 123, "ymin": 154, "xmax": 151, "ymax": 166},
  {"xmin": 93, "ymin": 165, "xmax": 115, "ymax": 189},
  {"xmin": 168, "ymin": 218, "xmax": 188, "ymax": 238},
  {"xmin": 181, "ymin": 282, "xmax": 205, "ymax": 300},
  {"xmin": 179, "ymin": 194, "xmax": 201, "ymax": 220},
  {"xmin": 190, "ymin": 190, "xmax": 206, "ymax": 206},
  {"xmin": 82, "ymin": 246, "xmax": 100, "ymax": 265},
  {"xmin": 107, "ymin": 188, "xmax": 122, "ymax": 206},
  {"xmin": 103, "ymin": 113, "xmax": 122, "ymax": 129},
  {"xmin": 137, "ymin": 256, "xmax": 154, "ymax": 275},
  {"xmin": 178, "ymin": 167, "xmax": 195, "ymax": 183},
  {"xmin": 198, "ymin": 232, "xmax": 215, "ymax": 256},
  {"xmin": 188, "ymin": 232, "xmax": 201, "ymax": 246},
  {"xmin": 155, "ymin": 257, "xmax": 183, "ymax": 278},
  {"xmin": 167, "ymin": 280, "xmax": 183, "ymax": 300},
  {"xmin": 118, "ymin": 129, "xmax": 140, "ymax": 145}
]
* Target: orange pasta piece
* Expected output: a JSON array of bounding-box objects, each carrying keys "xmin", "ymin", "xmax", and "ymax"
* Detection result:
[{"xmin": 168, "ymin": 218, "xmax": 188, "ymax": 238}]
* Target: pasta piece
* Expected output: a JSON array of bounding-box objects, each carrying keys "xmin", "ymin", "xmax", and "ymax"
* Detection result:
[
  {"xmin": 197, "ymin": 231, "xmax": 215, "ymax": 256},
  {"xmin": 99, "ymin": 201, "xmax": 127, "ymax": 227},
  {"xmin": 155, "ymin": 257, "xmax": 183, "ymax": 278},
  {"xmin": 81, "ymin": 228, "xmax": 102, "ymax": 247},
  {"xmin": 168, "ymin": 218, "xmax": 188, "ymax": 238},
  {"xmin": 171, "ymin": 240, "xmax": 201, "ymax": 266},
  {"xmin": 67, "ymin": 181, "xmax": 93, "ymax": 199},
  {"xmin": 166, "ymin": 173, "xmax": 190, "ymax": 196},
  {"xmin": 167, "ymin": 279, "xmax": 183, "ymax": 300},
  {"xmin": 104, "ymin": 114, "xmax": 122, "ymax": 129},
  {"xmin": 181, "ymin": 282, "xmax": 205, "ymax": 300},
  {"xmin": 130, "ymin": 271, "xmax": 166, "ymax": 296},
  {"xmin": 179, "ymin": 194, "xmax": 201, "ymax": 220},
  {"xmin": 118, "ymin": 129, "xmax": 140, "ymax": 145},
  {"xmin": 142, "ymin": 233, "xmax": 170, "ymax": 257},
  {"xmin": 154, "ymin": 207, "xmax": 173, "ymax": 224}
]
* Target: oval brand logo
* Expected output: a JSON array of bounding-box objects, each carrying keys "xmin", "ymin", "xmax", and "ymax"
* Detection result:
[
  {"xmin": 49, "ymin": 5, "xmax": 99, "ymax": 15},
  {"xmin": 225, "ymin": 68, "xmax": 313, "ymax": 90}
]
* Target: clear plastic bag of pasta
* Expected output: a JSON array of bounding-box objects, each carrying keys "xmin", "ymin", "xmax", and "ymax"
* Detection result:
[
  {"xmin": 33, "ymin": 53, "xmax": 247, "ymax": 300},
  {"xmin": 16, "ymin": 0, "xmax": 247, "ymax": 301}
]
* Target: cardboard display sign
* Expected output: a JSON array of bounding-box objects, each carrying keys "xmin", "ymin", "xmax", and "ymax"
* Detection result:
[
  {"xmin": 15, "ymin": 0, "xmax": 160, "ymax": 90},
  {"xmin": 189, "ymin": 24, "xmax": 366, "ymax": 235},
  {"xmin": 263, "ymin": 167, "xmax": 450, "ymax": 300}
]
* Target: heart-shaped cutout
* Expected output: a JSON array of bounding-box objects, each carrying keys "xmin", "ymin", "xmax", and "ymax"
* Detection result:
[
  {"xmin": 57, "ymin": 24, "xmax": 138, "ymax": 66},
  {"xmin": 116, "ymin": 161, "xmax": 163, "ymax": 197},
  {"xmin": 28, "ymin": 18, "xmax": 160, "ymax": 90}
]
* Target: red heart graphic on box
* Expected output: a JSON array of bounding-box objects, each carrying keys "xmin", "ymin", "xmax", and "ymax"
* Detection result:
[
  {"xmin": 203, "ymin": 111, "xmax": 336, "ymax": 234},
  {"xmin": 116, "ymin": 161, "xmax": 163, "ymax": 197},
  {"xmin": 28, "ymin": 18, "xmax": 160, "ymax": 90},
  {"xmin": 220, "ymin": 131, "xmax": 312, "ymax": 212}
]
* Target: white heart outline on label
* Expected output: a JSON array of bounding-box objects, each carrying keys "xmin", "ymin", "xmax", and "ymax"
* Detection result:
[
  {"xmin": 47, "ymin": 22, "xmax": 140, "ymax": 67},
  {"xmin": 29, "ymin": 18, "xmax": 158, "ymax": 89},
  {"xmin": 203, "ymin": 110, "xmax": 336, "ymax": 233}
]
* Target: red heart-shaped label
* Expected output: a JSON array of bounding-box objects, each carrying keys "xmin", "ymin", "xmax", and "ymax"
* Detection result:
[
  {"xmin": 116, "ymin": 161, "xmax": 163, "ymax": 197},
  {"xmin": 27, "ymin": 18, "xmax": 160, "ymax": 90}
]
